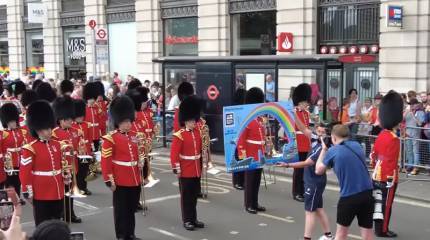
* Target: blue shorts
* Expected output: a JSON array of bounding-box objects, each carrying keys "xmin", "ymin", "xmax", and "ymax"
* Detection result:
[{"xmin": 304, "ymin": 183, "xmax": 325, "ymax": 212}]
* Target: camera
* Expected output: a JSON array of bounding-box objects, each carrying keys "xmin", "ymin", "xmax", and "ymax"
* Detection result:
[{"xmin": 70, "ymin": 232, "xmax": 85, "ymax": 240}]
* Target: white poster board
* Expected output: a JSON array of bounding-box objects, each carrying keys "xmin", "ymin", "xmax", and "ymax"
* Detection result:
[
  {"xmin": 28, "ymin": 3, "xmax": 48, "ymax": 25},
  {"xmin": 245, "ymin": 73, "xmax": 265, "ymax": 91}
]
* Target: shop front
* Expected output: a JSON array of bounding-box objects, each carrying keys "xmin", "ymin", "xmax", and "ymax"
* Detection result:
[
  {"xmin": 25, "ymin": 30, "xmax": 44, "ymax": 75},
  {"xmin": 0, "ymin": 5, "xmax": 8, "ymax": 75},
  {"xmin": 63, "ymin": 29, "xmax": 86, "ymax": 80}
]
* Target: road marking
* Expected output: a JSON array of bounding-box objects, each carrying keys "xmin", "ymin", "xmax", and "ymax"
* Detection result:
[
  {"xmin": 230, "ymin": 231, "xmax": 239, "ymax": 235},
  {"xmin": 147, "ymin": 194, "xmax": 180, "ymax": 203},
  {"xmin": 74, "ymin": 200, "xmax": 99, "ymax": 211},
  {"xmin": 258, "ymin": 223, "xmax": 268, "ymax": 227},
  {"xmin": 257, "ymin": 213, "xmax": 295, "ymax": 223},
  {"xmin": 348, "ymin": 234, "xmax": 362, "ymax": 239},
  {"xmin": 198, "ymin": 199, "xmax": 210, "ymax": 203},
  {"xmin": 148, "ymin": 227, "xmax": 191, "ymax": 240}
]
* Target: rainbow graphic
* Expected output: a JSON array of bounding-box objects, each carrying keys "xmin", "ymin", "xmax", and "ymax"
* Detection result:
[
  {"xmin": 0, "ymin": 66, "xmax": 10, "ymax": 75},
  {"xmin": 223, "ymin": 101, "xmax": 298, "ymax": 173}
]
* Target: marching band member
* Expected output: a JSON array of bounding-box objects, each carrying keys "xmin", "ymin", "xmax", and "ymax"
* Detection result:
[
  {"xmin": 60, "ymin": 79, "xmax": 75, "ymax": 97},
  {"xmin": 370, "ymin": 91, "xmax": 403, "ymax": 238},
  {"xmin": 20, "ymin": 100, "xmax": 65, "ymax": 226},
  {"xmin": 7, "ymin": 80, "xmax": 26, "ymax": 100},
  {"xmin": 292, "ymin": 83, "xmax": 312, "ymax": 202},
  {"xmin": 101, "ymin": 96, "xmax": 143, "ymax": 240},
  {"xmin": 95, "ymin": 81, "xmax": 108, "ymax": 136},
  {"xmin": 52, "ymin": 96, "xmax": 82, "ymax": 224},
  {"xmin": 171, "ymin": 96, "xmax": 205, "ymax": 231},
  {"xmin": 83, "ymin": 82, "xmax": 102, "ymax": 151},
  {"xmin": 19, "ymin": 90, "xmax": 39, "ymax": 144},
  {"xmin": 237, "ymin": 87, "xmax": 267, "ymax": 214},
  {"xmin": 173, "ymin": 82, "xmax": 195, "ymax": 132},
  {"xmin": 0, "ymin": 103, "xmax": 25, "ymax": 196},
  {"xmin": 232, "ymin": 88, "xmax": 246, "ymax": 190},
  {"xmin": 72, "ymin": 99, "xmax": 93, "ymax": 196}
]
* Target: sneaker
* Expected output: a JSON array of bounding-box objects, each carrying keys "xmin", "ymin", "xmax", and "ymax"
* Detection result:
[{"xmin": 318, "ymin": 235, "xmax": 334, "ymax": 240}]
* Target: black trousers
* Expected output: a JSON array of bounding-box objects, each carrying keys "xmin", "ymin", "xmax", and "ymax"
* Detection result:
[
  {"xmin": 232, "ymin": 171, "xmax": 244, "ymax": 187},
  {"xmin": 63, "ymin": 185, "xmax": 77, "ymax": 221},
  {"xmin": 292, "ymin": 152, "xmax": 308, "ymax": 197},
  {"xmin": 93, "ymin": 140, "xmax": 100, "ymax": 152},
  {"xmin": 5, "ymin": 173, "xmax": 21, "ymax": 196},
  {"xmin": 179, "ymin": 177, "xmax": 200, "ymax": 223},
  {"xmin": 76, "ymin": 161, "xmax": 89, "ymax": 191},
  {"xmin": 113, "ymin": 186, "xmax": 140, "ymax": 239},
  {"xmin": 244, "ymin": 168, "xmax": 262, "ymax": 209},
  {"xmin": 374, "ymin": 181, "xmax": 397, "ymax": 235},
  {"xmin": 33, "ymin": 199, "xmax": 63, "ymax": 226}
]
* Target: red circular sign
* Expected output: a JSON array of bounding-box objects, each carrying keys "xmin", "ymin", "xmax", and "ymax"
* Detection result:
[
  {"xmin": 89, "ymin": 20, "xmax": 96, "ymax": 29},
  {"xmin": 207, "ymin": 85, "xmax": 220, "ymax": 101},
  {"xmin": 97, "ymin": 29, "xmax": 107, "ymax": 39}
]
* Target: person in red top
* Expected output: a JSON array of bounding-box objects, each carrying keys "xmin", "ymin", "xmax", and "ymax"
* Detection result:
[
  {"xmin": 0, "ymin": 103, "xmax": 25, "ymax": 197},
  {"xmin": 95, "ymin": 81, "xmax": 108, "ymax": 136},
  {"xmin": 173, "ymin": 82, "xmax": 194, "ymax": 132},
  {"xmin": 101, "ymin": 96, "xmax": 143, "ymax": 240},
  {"xmin": 20, "ymin": 100, "xmax": 66, "ymax": 226},
  {"xmin": 72, "ymin": 99, "xmax": 93, "ymax": 196},
  {"xmin": 236, "ymin": 87, "xmax": 267, "ymax": 215},
  {"xmin": 83, "ymin": 82, "xmax": 102, "ymax": 151},
  {"xmin": 292, "ymin": 83, "xmax": 312, "ymax": 202},
  {"xmin": 370, "ymin": 91, "xmax": 403, "ymax": 238},
  {"xmin": 171, "ymin": 96, "xmax": 205, "ymax": 231},
  {"xmin": 52, "ymin": 96, "xmax": 82, "ymax": 224}
]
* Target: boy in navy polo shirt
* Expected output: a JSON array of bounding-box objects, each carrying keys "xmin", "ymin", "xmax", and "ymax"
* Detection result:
[{"xmin": 279, "ymin": 124, "xmax": 333, "ymax": 240}]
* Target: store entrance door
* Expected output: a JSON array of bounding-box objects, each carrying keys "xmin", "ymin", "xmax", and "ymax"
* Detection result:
[{"xmin": 64, "ymin": 66, "xmax": 86, "ymax": 80}]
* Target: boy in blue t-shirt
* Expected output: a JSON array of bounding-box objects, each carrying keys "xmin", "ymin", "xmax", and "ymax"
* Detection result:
[{"xmin": 279, "ymin": 125, "xmax": 333, "ymax": 240}]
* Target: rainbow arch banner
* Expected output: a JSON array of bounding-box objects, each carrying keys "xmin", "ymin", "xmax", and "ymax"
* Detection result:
[{"xmin": 223, "ymin": 101, "xmax": 298, "ymax": 173}]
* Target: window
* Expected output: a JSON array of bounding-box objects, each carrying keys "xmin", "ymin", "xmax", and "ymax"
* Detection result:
[
  {"xmin": 63, "ymin": 30, "xmax": 86, "ymax": 66},
  {"xmin": 61, "ymin": 0, "xmax": 84, "ymax": 12},
  {"xmin": 26, "ymin": 31, "xmax": 44, "ymax": 67},
  {"xmin": 164, "ymin": 17, "xmax": 198, "ymax": 56},
  {"xmin": 232, "ymin": 11, "xmax": 276, "ymax": 55},
  {"xmin": 0, "ymin": 34, "xmax": 8, "ymax": 68}
]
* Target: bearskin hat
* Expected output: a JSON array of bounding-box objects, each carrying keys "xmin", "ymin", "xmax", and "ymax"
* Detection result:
[
  {"xmin": 0, "ymin": 103, "xmax": 19, "ymax": 128},
  {"xmin": 179, "ymin": 95, "xmax": 201, "ymax": 124},
  {"xmin": 110, "ymin": 96, "xmax": 135, "ymax": 127},
  {"xmin": 36, "ymin": 82, "xmax": 57, "ymax": 103},
  {"xmin": 7, "ymin": 80, "xmax": 26, "ymax": 97},
  {"xmin": 127, "ymin": 79, "xmax": 142, "ymax": 90},
  {"xmin": 94, "ymin": 81, "xmax": 106, "ymax": 98},
  {"xmin": 27, "ymin": 100, "xmax": 56, "ymax": 138},
  {"xmin": 60, "ymin": 80, "xmax": 74, "ymax": 95},
  {"xmin": 234, "ymin": 88, "xmax": 247, "ymax": 105},
  {"xmin": 73, "ymin": 99, "xmax": 86, "ymax": 119},
  {"xmin": 178, "ymin": 82, "xmax": 194, "ymax": 101},
  {"xmin": 52, "ymin": 96, "xmax": 75, "ymax": 121},
  {"xmin": 292, "ymin": 83, "xmax": 312, "ymax": 106},
  {"xmin": 126, "ymin": 89, "xmax": 143, "ymax": 112},
  {"xmin": 245, "ymin": 87, "xmax": 264, "ymax": 104},
  {"xmin": 32, "ymin": 79, "xmax": 42, "ymax": 91},
  {"xmin": 20, "ymin": 90, "xmax": 39, "ymax": 108},
  {"xmin": 82, "ymin": 82, "xmax": 99, "ymax": 101},
  {"xmin": 136, "ymin": 86, "xmax": 149, "ymax": 103},
  {"xmin": 379, "ymin": 90, "xmax": 404, "ymax": 130}
]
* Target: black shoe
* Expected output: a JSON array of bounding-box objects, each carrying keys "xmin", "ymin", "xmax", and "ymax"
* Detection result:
[
  {"xmin": 245, "ymin": 207, "xmax": 258, "ymax": 214},
  {"xmin": 128, "ymin": 235, "xmax": 142, "ymax": 240},
  {"xmin": 83, "ymin": 189, "xmax": 92, "ymax": 196},
  {"xmin": 376, "ymin": 231, "xmax": 397, "ymax": 238},
  {"xmin": 183, "ymin": 222, "xmax": 195, "ymax": 231},
  {"xmin": 293, "ymin": 195, "xmax": 304, "ymax": 202},
  {"xmin": 194, "ymin": 220, "xmax": 205, "ymax": 228},
  {"xmin": 197, "ymin": 192, "xmax": 207, "ymax": 199},
  {"xmin": 256, "ymin": 205, "xmax": 266, "ymax": 212},
  {"xmin": 234, "ymin": 184, "xmax": 244, "ymax": 190},
  {"xmin": 136, "ymin": 203, "xmax": 143, "ymax": 211},
  {"xmin": 71, "ymin": 216, "xmax": 82, "ymax": 223}
]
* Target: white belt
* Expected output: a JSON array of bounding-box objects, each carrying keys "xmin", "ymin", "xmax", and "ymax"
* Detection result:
[
  {"xmin": 145, "ymin": 129, "xmax": 153, "ymax": 133},
  {"xmin": 296, "ymin": 131, "xmax": 304, "ymax": 135},
  {"xmin": 7, "ymin": 147, "xmax": 21, "ymax": 153},
  {"xmin": 32, "ymin": 170, "xmax": 62, "ymax": 176},
  {"xmin": 113, "ymin": 160, "xmax": 138, "ymax": 167},
  {"xmin": 246, "ymin": 140, "xmax": 265, "ymax": 145},
  {"xmin": 89, "ymin": 123, "xmax": 99, "ymax": 127},
  {"xmin": 179, "ymin": 154, "xmax": 201, "ymax": 160}
]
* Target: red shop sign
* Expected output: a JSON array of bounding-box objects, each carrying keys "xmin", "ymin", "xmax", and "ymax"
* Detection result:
[
  {"xmin": 338, "ymin": 54, "xmax": 377, "ymax": 64},
  {"xmin": 165, "ymin": 35, "xmax": 198, "ymax": 45}
]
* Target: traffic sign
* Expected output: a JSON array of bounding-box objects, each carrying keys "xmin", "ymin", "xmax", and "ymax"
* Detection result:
[
  {"xmin": 207, "ymin": 85, "xmax": 220, "ymax": 101},
  {"xmin": 97, "ymin": 29, "xmax": 107, "ymax": 40},
  {"xmin": 89, "ymin": 20, "xmax": 96, "ymax": 29}
]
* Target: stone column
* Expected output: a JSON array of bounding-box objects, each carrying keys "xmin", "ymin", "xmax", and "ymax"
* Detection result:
[
  {"xmin": 276, "ymin": 0, "xmax": 317, "ymax": 100},
  {"xmin": 42, "ymin": 0, "xmax": 64, "ymax": 80},
  {"xmin": 198, "ymin": 0, "xmax": 229, "ymax": 56},
  {"xmin": 135, "ymin": 0, "xmax": 162, "ymax": 83},
  {"xmin": 84, "ymin": 0, "xmax": 107, "ymax": 78},
  {"xmin": 379, "ymin": 0, "xmax": 430, "ymax": 93},
  {"xmin": 6, "ymin": 0, "xmax": 26, "ymax": 79}
]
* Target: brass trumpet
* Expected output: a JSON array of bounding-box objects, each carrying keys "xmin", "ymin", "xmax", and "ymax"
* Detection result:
[{"xmin": 60, "ymin": 143, "xmax": 86, "ymax": 198}]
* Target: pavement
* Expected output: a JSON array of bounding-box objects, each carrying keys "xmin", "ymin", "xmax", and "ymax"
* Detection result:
[{"xmin": 16, "ymin": 148, "xmax": 430, "ymax": 240}]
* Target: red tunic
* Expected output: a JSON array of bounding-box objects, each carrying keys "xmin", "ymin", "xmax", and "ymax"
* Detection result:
[
  {"xmin": 170, "ymin": 128, "xmax": 202, "ymax": 178},
  {"xmin": 52, "ymin": 127, "xmax": 79, "ymax": 173},
  {"xmin": 72, "ymin": 122, "xmax": 92, "ymax": 155},
  {"xmin": 141, "ymin": 108, "xmax": 154, "ymax": 138},
  {"xmin": 237, "ymin": 118, "xmax": 266, "ymax": 161},
  {"xmin": 295, "ymin": 109, "xmax": 311, "ymax": 153},
  {"xmin": 1, "ymin": 129, "xmax": 25, "ymax": 169},
  {"xmin": 84, "ymin": 104, "xmax": 102, "ymax": 141},
  {"xmin": 96, "ymin": 100, "xmax": 108, "ymax": 136},
  {"xmin": 20, "ymin": 139, "xmax": 65, "ymax": 200},
  {"xmin": 370, "ymin": 129, "xmax": 400, "ymax": 183},
  {"xmin": 101, "ymin": 130, "xmax": 142, "ymax": 187}
]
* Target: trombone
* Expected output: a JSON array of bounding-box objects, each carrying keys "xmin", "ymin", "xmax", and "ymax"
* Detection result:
[{"xmin": 137, "ymin": 133, "xmax": 149, "ymax": 215}]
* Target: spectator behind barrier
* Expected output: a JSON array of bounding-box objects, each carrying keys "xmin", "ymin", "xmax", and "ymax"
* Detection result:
[{"xmin": 316, "ymin": 124, "xmax": 374, "ymax": 240}]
